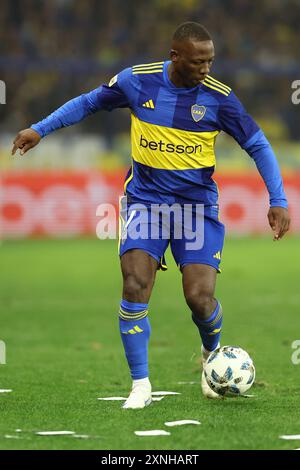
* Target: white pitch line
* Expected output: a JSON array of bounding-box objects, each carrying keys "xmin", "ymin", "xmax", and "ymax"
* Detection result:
[
  {"xmin": 165, "ymin": 420, "xmax": 201, "ymax": 427},
  {"xmin": 36, "ymin": 431, "xmax": 75, "ymax": 436},
  {"xmin": 135, "ymin": 430, "xmax": 171, "ymax": 437},
  {"xmin": 97, "ymin": 397, "xmax": 126, "ymax": 401}
]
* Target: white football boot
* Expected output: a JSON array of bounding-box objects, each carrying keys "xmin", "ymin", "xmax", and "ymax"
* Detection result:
[
  {"xmin": 201, "ymin": 344, "xmax": 222, "ymax": 399},
  {"xmin": 122, "ymin": 378, "xmax": 152, "ymax": 409}
]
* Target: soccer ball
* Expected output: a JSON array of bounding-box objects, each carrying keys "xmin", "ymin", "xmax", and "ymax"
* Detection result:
[{"xmin": 203, "ymin": 346, "xmax": 255, "ymax": 397}]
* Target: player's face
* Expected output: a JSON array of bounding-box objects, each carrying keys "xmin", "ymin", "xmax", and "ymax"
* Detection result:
[{"xmin": 170, "ymin": 39, "xmax": 215, "ymax": 88}]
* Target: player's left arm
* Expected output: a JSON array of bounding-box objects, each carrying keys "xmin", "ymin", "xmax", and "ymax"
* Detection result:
[{"xmin": 218, "ymin": 92, "xmax": 290, "ymax": 240}]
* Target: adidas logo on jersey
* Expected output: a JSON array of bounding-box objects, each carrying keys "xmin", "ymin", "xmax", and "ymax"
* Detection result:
[
  {"xmin": 142, "ymin": 99, "xmax": 155, "ymax": 109},
  {"xmin": 213, "ymin": 251, "xmax": 221, "ymax": 260}
]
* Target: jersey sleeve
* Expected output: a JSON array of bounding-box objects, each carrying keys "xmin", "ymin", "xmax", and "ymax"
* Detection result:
[
  {"xmin": 218, "ymin": 91, "xmax": 287, "ymax": 208},
  {"xmin": 218, "ymin": 91, "xmax": 260, "ymax": 148},
  {"xmin": 31, "ymin": 68, "xmax": 132, "ymax": 138},
  {"xmin": 88, "ymin": 67, "xmax": 132, "ymax": 112}
]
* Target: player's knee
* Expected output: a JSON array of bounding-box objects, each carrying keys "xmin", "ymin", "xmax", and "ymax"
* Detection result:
[
  {"xmin": 122, "ymin": 273, "xmax": 151, "ymax": 303},
  {"xmin": 185, "ymin": 290, "xmax": 214, "ymax": 320}
]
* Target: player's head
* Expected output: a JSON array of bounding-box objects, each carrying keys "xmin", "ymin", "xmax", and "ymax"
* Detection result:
[{"xmin": 170, "ymin": 22, "xmax": 214, "ymax": 88}]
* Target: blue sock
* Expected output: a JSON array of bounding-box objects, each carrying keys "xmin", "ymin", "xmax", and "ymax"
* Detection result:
[
  {"xmin": 119, "ymin": 300, "xmax": 151, "ymax": 380},
  {"xmin": 192, "ymin": 300, "xmax": 223, "ymax": 352}
]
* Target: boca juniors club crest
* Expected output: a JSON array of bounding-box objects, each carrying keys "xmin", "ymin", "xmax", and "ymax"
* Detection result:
[{"xmin": 191, "ymin": 104, "xmax": 206, "ymax": 122}]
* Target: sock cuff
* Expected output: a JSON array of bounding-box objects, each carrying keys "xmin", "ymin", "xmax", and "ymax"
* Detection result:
[
  {"xmin": 121, "ymin": 299, "xmax": 148, "ymax": 311},
  {"xmin": 119, "ymin": 299, "xmax": 149, "ymax": 321},
  {"xmin": 193, "ymin": 301, "xmax": 222, "ymax": 328}
]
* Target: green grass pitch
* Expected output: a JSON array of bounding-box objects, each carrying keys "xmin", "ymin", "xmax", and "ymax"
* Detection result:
[{"xmin": 0, "ymin": 237, "xmax": 300, "ymax": 450}]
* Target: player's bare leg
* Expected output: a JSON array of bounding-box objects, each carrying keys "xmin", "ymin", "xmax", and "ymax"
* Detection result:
[
  {"xmin": 121, "ymin": 249, "xmax": 158, "ymax": 303},
  {"xmin": 120, "ymin": 249, "xmax": 158, "ymax": 409},
  {"xmin": 182, "ymin": 264, "xmax": 222, "ymax": 399}
]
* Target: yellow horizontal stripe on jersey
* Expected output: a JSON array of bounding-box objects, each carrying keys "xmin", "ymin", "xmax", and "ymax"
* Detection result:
[
  {"xmin": 203, "ymin": 81, "xmax": 230, "ymax": 96},
  {"xmin": 131, "ymin": 114, "xmax": 219, "ymax": 170},
  {"xmin": 132, "ymin": 61, "xmax": 164, "ymax": 69},
  {"xmin": 133, "ymin": 65, "xmax": 164, "ymax": 71},
  {"xmin": 205, "ymin": 75, "xmax": 231, "ymax": 92},
  {"xmin": 205, "ymin": 77, "xmax": 231, "ymax": 93},
  {"xmin": 133, "ymin": 69, "xmax": 163, "ymax": 75}
]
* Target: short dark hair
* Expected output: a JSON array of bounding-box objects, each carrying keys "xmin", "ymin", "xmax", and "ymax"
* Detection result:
[{"xmin": 173, "ymin": 22, "xmax": 212, "ymax": 42}]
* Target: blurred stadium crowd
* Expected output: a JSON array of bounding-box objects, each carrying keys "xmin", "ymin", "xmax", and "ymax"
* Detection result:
[
  {"xmin": 0, "ymin": 0, "xmax": 299, "ymax": 141},
  {"xmin": 1, "ymin": 0, "xmax": 300, "ymax": 238}
]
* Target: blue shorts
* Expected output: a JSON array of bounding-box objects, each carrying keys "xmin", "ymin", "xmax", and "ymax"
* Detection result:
[{"xmin": 118, "ymin": 198, "xmax": 225, "ymax": 272}]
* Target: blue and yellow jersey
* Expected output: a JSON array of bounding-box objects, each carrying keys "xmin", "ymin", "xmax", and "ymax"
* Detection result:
[
  {"xmin": 31, "ymin": 60, "xmax": 287, "ymax": 208},
  {"xmin": 97, "ymin": 60, "xmax": 259, "ymax": 205}
]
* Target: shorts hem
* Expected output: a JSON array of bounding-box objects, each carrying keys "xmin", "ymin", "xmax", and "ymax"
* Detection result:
[
  {"xmin": 180, "ymin": 260, "xmax": 222, "ymax": 273},
  {"xmin": 119, "ymin": 246, "xmax": 161, "ymax": 265}
]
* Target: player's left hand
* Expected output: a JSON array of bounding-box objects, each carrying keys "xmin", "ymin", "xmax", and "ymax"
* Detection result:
[{"xmin": 267, "ymin": 206, "xmax": 290, "ymax": 241}]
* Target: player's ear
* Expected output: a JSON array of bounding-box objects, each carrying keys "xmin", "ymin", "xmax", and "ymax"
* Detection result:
[{"xmin": 170, "ymin": 49, "xmax": 179, "ymax": 62}]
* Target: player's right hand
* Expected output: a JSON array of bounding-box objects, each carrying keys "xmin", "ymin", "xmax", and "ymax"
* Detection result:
[{"xmin": 11, "ymin": 128, "xmax": 41, "ymax": 156}]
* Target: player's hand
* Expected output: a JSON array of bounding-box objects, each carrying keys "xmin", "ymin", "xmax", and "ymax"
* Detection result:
[
  {"xmin": 268, "ymin": 206, "xmax": 290, "ymax": 241},
  {"xmin": 11, "ymin": 128, "xmax": 41, "ymax": 156}
]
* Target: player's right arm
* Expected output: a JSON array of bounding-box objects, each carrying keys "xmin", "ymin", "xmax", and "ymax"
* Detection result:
[{"xmin": 11, "ymin": 70, "xmax": 131, "ymax": 156}]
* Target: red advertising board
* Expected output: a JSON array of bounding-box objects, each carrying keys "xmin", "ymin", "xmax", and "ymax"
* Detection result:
[{"xmin": 0, "ymin": 171, "xmax": 299, "ymax": 238}]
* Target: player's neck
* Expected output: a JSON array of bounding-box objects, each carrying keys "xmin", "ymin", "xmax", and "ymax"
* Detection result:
[
  {"xmin": 167, "ymin": 62, "xmax": 194, "ymax": 89},
  {"xmin": 168, "ymin": 62, "xmax": 185, "ymax": 88}
]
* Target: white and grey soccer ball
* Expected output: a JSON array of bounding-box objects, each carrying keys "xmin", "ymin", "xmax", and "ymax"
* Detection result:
[{"xmin": 204, "ymin": 346, "xmax": 255, "ymax": 397}]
